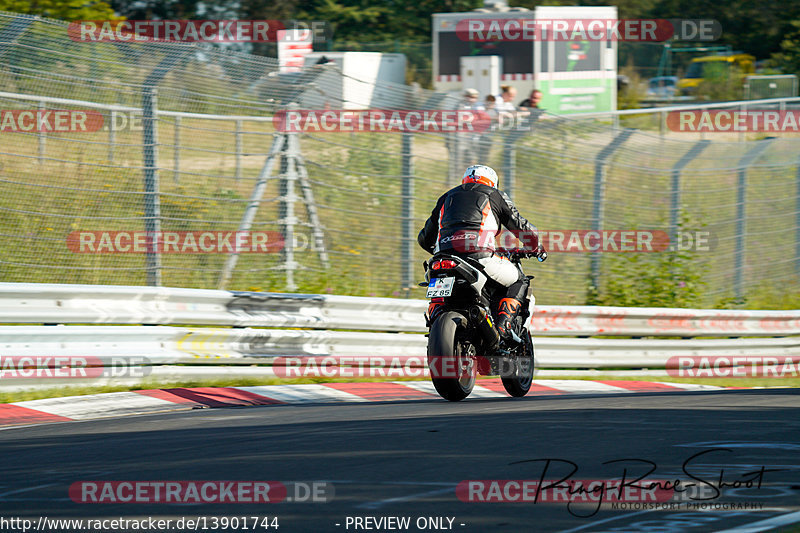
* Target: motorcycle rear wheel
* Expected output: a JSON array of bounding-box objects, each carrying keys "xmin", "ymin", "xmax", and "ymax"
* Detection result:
[{"xmin": 428, "ymin": 311, "xmax": 477, "ymax": 401}]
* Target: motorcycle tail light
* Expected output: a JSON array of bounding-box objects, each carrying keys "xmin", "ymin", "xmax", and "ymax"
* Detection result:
[
  {"xmin": 431, "ymin": 297, "xmax": 444, "ymax": 303},
  {"xmin": 438, "ymin": 259, "xmax": 457, "ymax": 269},
  {"xmin": 431, "ymin": 260, "xmax": 441, "ymax": 270}
]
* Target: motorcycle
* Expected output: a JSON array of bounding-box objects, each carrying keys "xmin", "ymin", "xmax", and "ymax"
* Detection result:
[{"xmin": 422, "ymin": 248, "xmax": 546, "ymax": 401}]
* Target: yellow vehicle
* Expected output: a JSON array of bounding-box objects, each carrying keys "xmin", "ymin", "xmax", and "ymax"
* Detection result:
[{"xmin": 677, "ymin": 54, "xmax": 755, "ymax": 95}]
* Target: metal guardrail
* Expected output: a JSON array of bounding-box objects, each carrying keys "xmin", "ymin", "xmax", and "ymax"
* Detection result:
[
  {"xmin": 0, "ymin": 283, "xmax": 798, "ymax": 382},
  {"xmin": 1, "ymin": 326, "xmax": 798, "ymax": 369},
  {"xmin": 3, "ymin": 283, "xmax": 799, "ymax": 337}
]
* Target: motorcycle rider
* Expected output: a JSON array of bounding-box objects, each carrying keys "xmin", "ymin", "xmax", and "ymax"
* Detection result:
[{"xmin": 418, "ymin": 165, "xmax": 545, "ymax": 341}]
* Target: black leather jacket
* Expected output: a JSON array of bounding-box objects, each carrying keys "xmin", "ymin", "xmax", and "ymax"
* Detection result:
[{"xmin": 417, "ymin": 182, "xmax": 538, "ymax": 258}]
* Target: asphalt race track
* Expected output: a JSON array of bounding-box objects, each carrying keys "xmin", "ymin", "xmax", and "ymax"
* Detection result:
[{"xmin": 1, "ymin": 389, "xmax": 799, "ymax": 533}]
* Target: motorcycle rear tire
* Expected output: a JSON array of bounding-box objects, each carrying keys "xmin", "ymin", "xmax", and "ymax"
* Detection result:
[{"xmin": 428, "ymin": 311, "xmax": 477, "ymax": 401}]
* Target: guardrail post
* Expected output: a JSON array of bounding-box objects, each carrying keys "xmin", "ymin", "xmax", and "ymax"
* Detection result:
[
  {"xmin": 735, "ymin": 138, "xmax": 773, "ymax": 300},
  {"xmin": 173, "ymin": 116, "xmax": 181, "ymax": 183},
  {"xmin": 142, "ymin": 87, "xmax": 161, "ymax": 286},
  {"xmin": 402, "ymin": 132, "xmax": 415, "ymax": 296},
  {"xmin": 670, "ymin": 140, "xmax": 710, "ymax": 247},
  {"xmin": 37, "ymin": 101, "xmax": 46, "ymax": 164},
  {"xmin": 280, "ymin": 132, "xmax": 299, "ymax": 291},
  {"xmin": 235, "ymin": 119, "xmax": 243, "ymax": 181},
  {"xmin": 590, "ymin": 129, "xmax": 634, "ymax": 295}
]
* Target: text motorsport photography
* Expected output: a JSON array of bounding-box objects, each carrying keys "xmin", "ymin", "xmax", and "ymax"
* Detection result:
[{"xmin": 456, "ymin": 450, "xmax": 782, "ymax": 518}]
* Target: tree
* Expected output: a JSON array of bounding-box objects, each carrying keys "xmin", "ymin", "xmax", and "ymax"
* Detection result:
[
  {"xmin": 0, "ymin": 0, "xmax": 118, "ymax": 20},
  {"xmin": 769, "ymin": 20, "xmax": 800, "ymax": 75}
]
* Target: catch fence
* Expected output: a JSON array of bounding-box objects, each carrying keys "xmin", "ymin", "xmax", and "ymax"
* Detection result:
[{"xmin": 0, "ymin": 12, "xmax": 798, "ymax": 308}]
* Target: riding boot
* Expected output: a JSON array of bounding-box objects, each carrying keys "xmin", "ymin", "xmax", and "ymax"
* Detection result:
[{"xmin": 496, "ymin": 298, "xmax": 522, "ymax": 342}]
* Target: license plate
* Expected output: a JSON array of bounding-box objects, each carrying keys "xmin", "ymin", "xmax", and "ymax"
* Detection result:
[{"xmin": 427, "ymin": 277, "xmax": 455, "ymax": 298}]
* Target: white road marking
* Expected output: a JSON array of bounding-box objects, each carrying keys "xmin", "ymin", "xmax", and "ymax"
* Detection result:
[
  {"xmin": 535, "ymin": 379, "xmax": 632, "ymax": 393},
  {"xmin": 236, "ymin": 384, "xmax": 368, "ymax": 403},
  {"xmin": 13, "ymin": 392, "xmax": 183, "ymax": 420}
]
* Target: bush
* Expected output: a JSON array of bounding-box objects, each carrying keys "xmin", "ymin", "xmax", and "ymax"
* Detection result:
[{"xmin": 587, "ymin": 213, "xmax": 708, "ymax": 308}]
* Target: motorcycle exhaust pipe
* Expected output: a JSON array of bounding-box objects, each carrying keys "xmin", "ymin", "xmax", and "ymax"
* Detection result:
[{"xmin": 470, "ymin": 306, "xmax": 499, "ymax": 349}]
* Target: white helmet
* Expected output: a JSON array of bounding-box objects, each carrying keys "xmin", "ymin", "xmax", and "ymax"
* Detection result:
[{"xmin": 462, "ymin": 165, "xmax": 498, "ymax": 188}]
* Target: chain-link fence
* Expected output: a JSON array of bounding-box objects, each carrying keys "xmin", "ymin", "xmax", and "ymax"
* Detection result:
[{"xmin": 0, "ymin": 12, "xmax": 798, "ymax": 308}]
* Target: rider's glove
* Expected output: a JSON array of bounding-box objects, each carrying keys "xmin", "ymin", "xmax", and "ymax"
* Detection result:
[{"xmin": 534, "ymin": 245, "xmax": 547, "ymax": 262}]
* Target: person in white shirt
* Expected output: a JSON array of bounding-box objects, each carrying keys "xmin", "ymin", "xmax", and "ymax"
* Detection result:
[
  {"xmin": 454, "ymin": 88, "xmax": 485, "ymax": 169},
  {"xmin": 460, "ymin": 88, "xmax": 485, "ymax": 111},
  {"xmin": 495, "ymin": 85, "xmax": 518, "ymax": 113}
]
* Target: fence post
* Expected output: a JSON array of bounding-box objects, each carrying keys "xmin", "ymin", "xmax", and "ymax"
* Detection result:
[
  {"xmin": 37, "ymin": 101, "xmax": 46, "ymax": 164},
  {"xmin": 735, "ymin": 138, "xmax": 773, "ymax": 300},
  {"xmin": 142, "ymin": 87, "xmax": 161, "ymax": 286},
  {"xmin": 173, "ymin": 116, "xmax": 181, "ymax": 183},
  {"xmin": 797, "ymin": 157, "xmax": 800, "ymax": 280},
  {"xmin": 739, "ymin": 102, "xmax": 746, "ymax": 143},
  {"xmin": 108, "ymin": 110, "xmax": 115, "ymax": 162},
  {"xmin": 670, "ymin": 140, "xmax": 710, "ymax": 247},
  {"xmin": 235, "ymin": 119, "xmax": 243, "ymax": 180},
  {"xmin": 448, "ymin": 132, "xmax": 461, "ymax": 188},
  {"xmin": 590, "ymin": 129, "xmax": 634, "ymax": 294},
  {"xmin": 401, "ymin": 132, "xmax": 415, "ymax": 296},
  {"xmin": 502, "ymin": 131, "xmax": 516, "ymax": 201}
]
